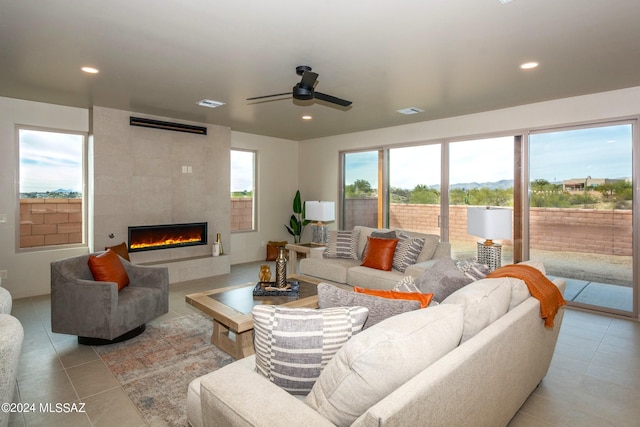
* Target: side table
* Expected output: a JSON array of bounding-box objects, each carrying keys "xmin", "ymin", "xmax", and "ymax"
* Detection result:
[{"xmin": 285, "ymin": 243, "xmax": 325, "ymax": 274}]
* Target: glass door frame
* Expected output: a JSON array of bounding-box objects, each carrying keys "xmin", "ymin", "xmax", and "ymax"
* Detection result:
[{"xmin": 523, "ymin": 118, "xmax": 638, "ymax": 318}]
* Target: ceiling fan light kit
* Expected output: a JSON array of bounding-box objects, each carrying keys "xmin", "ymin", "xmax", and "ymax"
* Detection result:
[{"xmin": 247, "ymin": 65, "xmax": 352, "ymax": 107}]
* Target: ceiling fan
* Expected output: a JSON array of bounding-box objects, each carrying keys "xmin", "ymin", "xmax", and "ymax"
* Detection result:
[{"xmin": 246, "ymin": 65, "xmax": 352, "ymax": 107}]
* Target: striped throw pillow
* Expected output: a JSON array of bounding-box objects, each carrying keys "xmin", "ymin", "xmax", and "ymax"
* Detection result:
[
  {"xmin": 252, "ymin": 305, "xmax": 369, "ymax": 395},
  {"xmin": 392, "ymin": 232, "xmax": 425, "ymax": 272},
  {"xmin": 323, "ymin": 229, "xmax": 360, "ymax": 259}
]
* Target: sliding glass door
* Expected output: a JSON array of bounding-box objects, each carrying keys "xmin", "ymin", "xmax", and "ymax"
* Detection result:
[
  {"xmin": 342, "ymin": 150, "xmax": 383, "ymax": 230},
  {"xmin": 449, "ymin": 136, "xmax": 515, "ymax": 264},
  {"xmin": 529, "ymin": 122, "xmax": 635, "ymax": 315}
]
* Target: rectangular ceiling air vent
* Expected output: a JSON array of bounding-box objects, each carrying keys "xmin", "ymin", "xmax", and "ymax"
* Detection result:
[
  {"xmin": 396, "ymin": 107, "xmax": 425, "ymax": 115},
  {"xmin": 129, "ymin": 117, "xmax": 207, "ymax": 135},
  {"xmin": 197, "ymin": 99, "xmax": 225, "ymax": 108}
]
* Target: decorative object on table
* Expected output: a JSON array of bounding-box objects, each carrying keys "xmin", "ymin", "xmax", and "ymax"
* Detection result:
[
  {"xmin": 467, "ymin": 207, "xmax": 512, "ymax": 271},
  {"xmin": 266, "ymin": 240, "xmax": 288, "ymax": 261},
  {"xmin": 212, "ymin": 242, "xmax": 220, "ymax": 256},
  {"xmin": 275, "ymin": 246, "xmax": 288, "ymax": 288},
  {"xmin": 305, "ymin": 201, "xmax": 335, "ymax": 245},
  {"xmin": 216, "ymin": 233, "xmax": 224, "ymax": 255},
  {"xmin": 285, "ymin": 190, "xmax": 310, "ymax": 243},
  {"xmin": 258, "ymin": 264, "xmax": 271, "ymax": 282},
  {"xmin": 252, "ymin": 280, "xmax": 300, "ymax": 296}
]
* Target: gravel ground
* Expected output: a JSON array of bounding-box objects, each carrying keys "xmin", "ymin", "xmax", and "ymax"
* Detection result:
[{"xmin": 451, "ymin": 241, "xmax": 633, "ymax": 287}]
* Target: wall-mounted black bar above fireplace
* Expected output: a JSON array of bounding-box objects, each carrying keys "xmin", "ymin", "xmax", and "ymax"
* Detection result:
[
  {"xmin": 128, "ymin": 222, "xmax": 208, "ymax": 252},
  {"xmin": 129, "ymin": 116, "xmax": 207, "ymax": 135}
]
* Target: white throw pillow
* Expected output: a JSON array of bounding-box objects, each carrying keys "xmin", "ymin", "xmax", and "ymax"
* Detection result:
[
  {"xmin": 304, "ymin": 304, "xmax": 464, "ymax": 425},
  {"xmin": 441, "ymin": 278, "xmax": 513, "ymax": 342}
]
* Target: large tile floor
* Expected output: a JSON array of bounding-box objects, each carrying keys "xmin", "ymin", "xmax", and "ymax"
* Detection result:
[{"xmin": 7, "ymin": 261, "xmax": 640, "ymax": 426}]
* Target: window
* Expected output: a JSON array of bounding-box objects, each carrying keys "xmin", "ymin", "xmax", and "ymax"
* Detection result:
[
  {"xmin": 230, "ymin": 149, "xmax": 256, "ymax": 232},
  {"xmin": 18, "ymin": 127, "xmax": 86, "ymax": 249}
]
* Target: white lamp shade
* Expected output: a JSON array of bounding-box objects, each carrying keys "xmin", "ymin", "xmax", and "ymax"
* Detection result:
[
  {"xmin": 467, "ymin": 207, "xmax": 512, "ymax": 240},
  {"xmin": 305, "ymin": 201, "xmax": 335, "ymax": 222}
]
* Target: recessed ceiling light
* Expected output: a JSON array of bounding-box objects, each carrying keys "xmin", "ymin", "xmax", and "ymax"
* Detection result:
[
  {"xmin": 520, "ymin": 62, "xmax": 539, "ymax": 70},
  {"xmin": 197, "ymin": 99, "xmax": 225, "ymax": 108},
  {"xmin": 81, "ymin": 66, "xmax": 99, "ymax": 74},
  {"xmin": 396, "ymin": 107, "xmax": 424, "ymax": 115},
  {"xmin": 302, "ymin": 115, "xmax": 312, "ymax": 120}
]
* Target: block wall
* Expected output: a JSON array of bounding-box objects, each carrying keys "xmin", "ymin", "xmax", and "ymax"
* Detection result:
[
  {"xmin": 346, "ymin": 198, "xmax": 632, "ymax": 256},
  {"xmin": 19, "ymin": 198, "xmax": 82, "ymax": 248}
]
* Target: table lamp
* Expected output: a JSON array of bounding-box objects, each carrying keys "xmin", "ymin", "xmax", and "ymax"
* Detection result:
[
  {"xmin": 305, "ymin": 201, "xmax": 335, "ymax": 245},
  {"xmin": 467, "ymin": 207, "xmax": 512, "ymax": 271}
]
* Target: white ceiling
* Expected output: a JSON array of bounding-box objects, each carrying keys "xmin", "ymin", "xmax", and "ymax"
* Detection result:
[{"xmin": 1, "ymin": 0, "xmax": 639, "ymax": 141}]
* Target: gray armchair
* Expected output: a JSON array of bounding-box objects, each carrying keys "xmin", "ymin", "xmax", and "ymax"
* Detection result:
[{"xmin": 51, "ymin": 252, "xmax": 169, "ymax": 344}]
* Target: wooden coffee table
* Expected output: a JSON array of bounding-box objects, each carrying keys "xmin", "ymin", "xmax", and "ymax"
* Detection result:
[{"xmin": 185, "ymin": 274, "xmax": 321, "ymax": 359}]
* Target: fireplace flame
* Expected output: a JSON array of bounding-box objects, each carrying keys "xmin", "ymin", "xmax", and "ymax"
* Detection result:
[{"xmin": 130, "ymin": 232, "xmax": 203, "ymax": 250}]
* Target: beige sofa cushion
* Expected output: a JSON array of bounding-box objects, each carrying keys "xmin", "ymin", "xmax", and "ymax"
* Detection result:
[
  {"xmin": 441, "ymin": 277, "xmax": 513, "ymax": 343},
  {"xmin": 305, "ymin": 304, "xmax": 464, "ymax": 426}
]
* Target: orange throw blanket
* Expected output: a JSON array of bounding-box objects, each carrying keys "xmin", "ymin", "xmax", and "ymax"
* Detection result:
[{"xmin": 487, "ymin": 264, "xmax": 566, "ymax": 328}]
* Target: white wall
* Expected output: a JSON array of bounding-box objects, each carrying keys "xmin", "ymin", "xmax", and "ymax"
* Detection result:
[
  {"xmin": 298, "ymin": 86, "xmax": 640, "ymax": 213},
  {"xmin": 0, "ymin": 97, "xmax": 89, "ymax": 298},
  {"xmin": 230, "ymin": 131, "xmax": 300, "ymax": 264}
]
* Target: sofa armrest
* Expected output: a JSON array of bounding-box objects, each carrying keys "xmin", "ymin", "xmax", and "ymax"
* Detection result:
[
  {"xmin": 309, "ymin": 247, "xmax": 326, "ymax": 259},
  {"xmin": 404, "ymin": 258, "xmax": 440, "ymax": 279},
  {"xmin": 200, "ymin": 358, "xmax": 334, "ymax": 427}
]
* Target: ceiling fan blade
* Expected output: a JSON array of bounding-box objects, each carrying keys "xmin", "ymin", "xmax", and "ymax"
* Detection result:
[
  {"xmin": 299, "ymin": 71, "xmax": 318, "ymax": 89},
  {"xmin": 314, "ymin": 91, "xmax": 352, "ymax": 107},
  {"xmin": 246, "ymin": 92, "xmax": 291, "ymax": 101}
]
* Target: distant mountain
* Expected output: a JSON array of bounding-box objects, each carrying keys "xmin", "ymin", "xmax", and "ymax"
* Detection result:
[
  {"xmin": 429, "ymin": 179, "xmax": 514, "ymax": 191},
  {"xmin": 54, "ymin": 188, "xmax": 74, "ymax": 193}
]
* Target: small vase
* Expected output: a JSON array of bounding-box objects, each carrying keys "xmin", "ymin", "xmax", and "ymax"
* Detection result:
[
  {"xmin": 275, "ymin": 246, "xmax": 287, "ymax": 288},
  {"xmin": 216, "ymin": 233, "xmax": 224, "ymax": 255},
  {"xmin": 259, "ymin": 264, "xmax": 271, "ymax": 282}
]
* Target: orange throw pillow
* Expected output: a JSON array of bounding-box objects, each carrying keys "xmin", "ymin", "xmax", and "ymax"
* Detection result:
[
  {"xmin": 361, "ymin": 237, "xmax": 399, "ymax": 271},
  {"xmin": 354, "ymin": 287, "xmax": 433, "ymax": 308},
  {"xmin": 88, "ymin": 249, "xmax": 130, "ymax": 291},
  {"xmin": 105, "ymin": 241, "xmax": 130, "ymax": 261}
]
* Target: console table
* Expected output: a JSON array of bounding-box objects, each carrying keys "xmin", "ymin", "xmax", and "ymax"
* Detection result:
[{"xmin": 285, "ymin": 243, "xmax": 325, "ymax": 274}]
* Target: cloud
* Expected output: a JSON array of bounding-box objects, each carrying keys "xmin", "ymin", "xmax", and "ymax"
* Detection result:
[{"xmin": 19, "ymin": 130, "xmax": 83, "ymax": 193}]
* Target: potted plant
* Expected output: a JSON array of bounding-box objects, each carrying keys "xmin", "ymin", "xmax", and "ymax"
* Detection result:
[{"xmin": 285, "ymin": 190, "xmax": 310, "ymax": 243}]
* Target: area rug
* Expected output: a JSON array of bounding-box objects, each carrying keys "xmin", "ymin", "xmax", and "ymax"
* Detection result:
[{"xmin": 94, "ymin": 313, "xmax": 235, "ymax": 426}]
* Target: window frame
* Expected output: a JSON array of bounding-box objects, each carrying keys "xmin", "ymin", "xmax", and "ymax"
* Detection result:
[{"xmin": 16, "ymin": 125, "xmax": 88, "ymax": 251}]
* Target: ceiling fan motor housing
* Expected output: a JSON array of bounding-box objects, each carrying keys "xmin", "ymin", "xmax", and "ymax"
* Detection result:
[{"xmin": 293, "ymin": 84, "xmax": 313, "ymax": 100}]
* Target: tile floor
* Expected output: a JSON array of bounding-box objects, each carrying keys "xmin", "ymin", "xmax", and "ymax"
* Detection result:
[{"xmin": 7, "ymin": 261, "xmax": 640, "ymax": 426}]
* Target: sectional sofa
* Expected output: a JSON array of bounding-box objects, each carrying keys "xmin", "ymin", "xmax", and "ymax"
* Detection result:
[
  {"xmin": 0, "ymin": 284, "xmax": 23, "ymax": 427},
  {"xmin": 299, "ymin": 225, "xmax": 451, "ymax": 290},
  {"xmin": 187, "ymin": 264, "xmax": 566, "ymax": 427}
]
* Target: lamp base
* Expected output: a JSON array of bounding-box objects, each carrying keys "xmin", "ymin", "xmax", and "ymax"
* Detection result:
[
  {"xmin": 476, "ymin": 241, "xmax": 502, "ymax": 272},
  {"xmin": 311, "ymin": 224, "xmax": 328, "ymax": 245}
]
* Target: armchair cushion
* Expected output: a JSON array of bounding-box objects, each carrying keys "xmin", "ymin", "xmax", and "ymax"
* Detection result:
[{"xmin": 88, "ymin": 249, "xmax": 130, "ymax": 290}]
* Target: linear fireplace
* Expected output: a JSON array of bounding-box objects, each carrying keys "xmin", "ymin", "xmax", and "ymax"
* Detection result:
[{"xmin": 128, "ymin": 222, "xmax": 208, "ymax": 252}]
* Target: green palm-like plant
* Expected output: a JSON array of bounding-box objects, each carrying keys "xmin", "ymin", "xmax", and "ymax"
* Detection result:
[{"xmin": 285, "ymin": 190, "xmax": 310, "ymax": 243}]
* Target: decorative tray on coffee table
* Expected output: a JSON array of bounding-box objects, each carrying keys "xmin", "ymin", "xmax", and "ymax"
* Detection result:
[{"xmin": 252, "ymin": 279, "xmax": 300, "ymax": 296}]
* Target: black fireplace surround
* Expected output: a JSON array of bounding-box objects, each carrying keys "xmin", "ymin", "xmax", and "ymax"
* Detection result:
[{"xmin": 128, "ymin": 222, "xmax": 208, "ymax": 252}]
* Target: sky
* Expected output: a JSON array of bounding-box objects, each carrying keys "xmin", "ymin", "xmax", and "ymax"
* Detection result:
[
  {"xmin": 19, "ymin": 129, "xmax": 83, "ymax": 193},
  {"xmin": 230, "ymin": 149, "xmax": 254, "ymax": 192},
  {"xmin": 345, "ymin": 124, "xmax": 632, "ymax": 189},
  {"xmin": 21, "ymin": 124, "xmax": 632, "ymax": 193}
]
